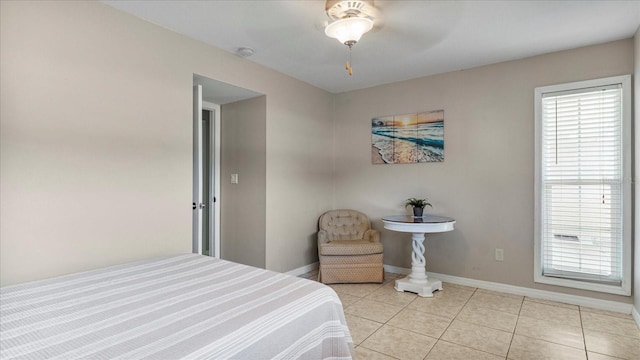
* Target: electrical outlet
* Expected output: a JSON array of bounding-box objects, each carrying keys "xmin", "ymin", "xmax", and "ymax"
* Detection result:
[
  {"xmin": 231, "ymin": 174, "xmax": 238, "ymax": 184},
  {"xmin": 495, "ymin": 248, "xmax": 504, "ymax": 261}
]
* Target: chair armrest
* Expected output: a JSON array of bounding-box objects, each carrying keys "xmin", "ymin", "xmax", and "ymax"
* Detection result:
[
  {"xmin": 318, "ymin": 230, "xmax": 329, "ymax": 245},
  {"xmin": 363, "ymin": 229, "xmax": 380, "ymax": 243}
]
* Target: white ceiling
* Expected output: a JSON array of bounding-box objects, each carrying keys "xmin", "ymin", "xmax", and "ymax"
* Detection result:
[{"xmin": 103, "ymin": 0, "xmax": 640, "ymax": 93}]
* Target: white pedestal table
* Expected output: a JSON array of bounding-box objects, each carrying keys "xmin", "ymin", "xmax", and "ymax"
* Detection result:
[{"xmin": 382, "ymin": 215, "xmax": 456, "ymax": 298}]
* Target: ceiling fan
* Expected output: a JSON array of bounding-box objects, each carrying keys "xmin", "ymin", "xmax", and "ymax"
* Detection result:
[{"xmin": 323, "ymin": 0, "xmax": 381, "ymax": 75}]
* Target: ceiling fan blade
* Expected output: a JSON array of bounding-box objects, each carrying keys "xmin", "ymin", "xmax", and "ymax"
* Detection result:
[{"xmin": 369, "ymin": 0, "xmax": 463, "ymax": 49}]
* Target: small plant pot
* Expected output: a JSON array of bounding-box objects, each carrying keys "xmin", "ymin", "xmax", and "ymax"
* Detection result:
[{"xmin": 413, "ymin": 207, "xmax": 424, "ymax": 217}]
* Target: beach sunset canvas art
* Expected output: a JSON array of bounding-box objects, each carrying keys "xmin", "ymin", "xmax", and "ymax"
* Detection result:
[{"xmin": 372, "ymin": 110, "xmax": 444, "ymax": 164}]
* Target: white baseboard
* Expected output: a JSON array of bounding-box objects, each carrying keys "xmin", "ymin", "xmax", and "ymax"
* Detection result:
[
  {"xmin": 286, "ymin": 262, "xmax": 319, "ymax": 277},
  {"xmin": 383, "ymin": 264, "xmax": 411, "ymax": 275},
  {"xmin": 633, "ymin": 305, "xmax": 640, "ymax": 329},
  {"xmin": 383, "ymin": 264, "xmax": 633, "ymax": 315}
]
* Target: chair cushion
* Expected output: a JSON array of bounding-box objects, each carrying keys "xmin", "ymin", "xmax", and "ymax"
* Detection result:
[
  {"xmin": 318, "ymin": 240, "xmax": 383, "ymax": 256},
  {"xmin": 319, "ymin": 210, "xmax": 371, "ymax": 241}
]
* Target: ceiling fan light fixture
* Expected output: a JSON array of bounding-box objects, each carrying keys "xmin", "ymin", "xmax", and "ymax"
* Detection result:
[{"xmin": 324, "ymin": 17, "xmax": 373, "ymax": 45}]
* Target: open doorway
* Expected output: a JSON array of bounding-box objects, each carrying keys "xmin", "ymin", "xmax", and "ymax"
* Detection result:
[
  {"xmin": 193, "ymin": 75, "xmax": 262, "ymax": 260},
  {"xmin": 192, "ymin": 84, "xmax": 220, "ymax": 257},
  {"xmin": 200, "ymin": 106, "xmax": 218, "ymax": 256}
]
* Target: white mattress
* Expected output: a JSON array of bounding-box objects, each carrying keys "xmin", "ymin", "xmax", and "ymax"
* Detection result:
[{"xmin": 0, "ymin": 254, "xmax": 353, "ymax": 359}]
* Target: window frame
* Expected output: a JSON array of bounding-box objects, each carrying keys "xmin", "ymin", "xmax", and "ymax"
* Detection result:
[{"xmin": 534, "ymin": 74, "xmax": 632, "ymax": 296}]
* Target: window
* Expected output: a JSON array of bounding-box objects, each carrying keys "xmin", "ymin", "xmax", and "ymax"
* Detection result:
[{"xmin": 534, "ymin": 75, "xmax": 631, "ymax": 295}]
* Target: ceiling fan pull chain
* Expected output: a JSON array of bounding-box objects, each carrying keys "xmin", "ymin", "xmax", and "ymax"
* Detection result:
[{"xmin": 347, "ymin": 45, "xmax": 353, "ymax": 76}]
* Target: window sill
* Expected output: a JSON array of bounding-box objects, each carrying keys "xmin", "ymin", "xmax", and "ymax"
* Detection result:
[{"xmin": 534, "ymin": 273, "xmax": 631, "ymax": 296}]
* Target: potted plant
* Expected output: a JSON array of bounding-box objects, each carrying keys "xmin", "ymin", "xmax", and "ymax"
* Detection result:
[{"xmin": 405, "ymin": 197, "xmax": 432, "ymax": 217}]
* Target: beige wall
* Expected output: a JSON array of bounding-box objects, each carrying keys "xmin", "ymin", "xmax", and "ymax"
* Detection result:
[
  {"xmin": 634, "ymin": 26, "xmax": 639, "ymax": 314},
  {"xmin": 0, "ymin": 1, "xmax": 334, "ymax": 285},
  {"xmin": 0, "ymin": 0, "xmax": 635, "ymax": 306},
  {"xmin": 220, "ymin": 96, "xmax": 267, "ymax": 268},
  {"xmin": 333, "ymin": 39, "xmax": 634, "ymax": 303},
  {"xmin": 263, "ymin": 79, "xmax": 334, "ymax": 272}
]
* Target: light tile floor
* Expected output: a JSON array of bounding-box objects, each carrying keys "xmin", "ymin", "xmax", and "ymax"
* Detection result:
[{"xmin": 299, "ymin": 271, "xmax": 640, "ymax": 360}]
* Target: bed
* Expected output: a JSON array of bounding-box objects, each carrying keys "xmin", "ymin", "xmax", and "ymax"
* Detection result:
[{"xmin": 0, "ymin": 254, "xmax": 354, "ymax": 359}]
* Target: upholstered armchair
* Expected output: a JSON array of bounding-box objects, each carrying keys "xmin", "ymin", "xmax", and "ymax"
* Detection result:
[{"xmin": 317, "ymin": 209, "xmax": 384, "ymax": 284}]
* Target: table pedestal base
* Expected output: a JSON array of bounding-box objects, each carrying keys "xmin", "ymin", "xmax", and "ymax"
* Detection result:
[
  {"xmin": 382, "ymin": 215, "xmax": 455, "ymax": 299},
  {"xmin": 395, "ymin": 277, "xmax": 442, "ymax": 298}
]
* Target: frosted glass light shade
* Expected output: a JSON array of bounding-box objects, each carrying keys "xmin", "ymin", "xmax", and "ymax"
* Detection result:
[{"xmin": 325, "ymin": 17, "xmax": 374, "ymax": 45}]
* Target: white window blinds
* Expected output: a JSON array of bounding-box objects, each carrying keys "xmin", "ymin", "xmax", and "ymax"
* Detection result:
[{"xmin": 539, "ymin": 84, "xmax": 623, "ymax": 285}]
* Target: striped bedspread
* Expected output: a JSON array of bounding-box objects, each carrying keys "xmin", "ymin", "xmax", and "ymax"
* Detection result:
[{"xmin": 0, "ymin": 254, "xmax": 353, "ymax": 359}]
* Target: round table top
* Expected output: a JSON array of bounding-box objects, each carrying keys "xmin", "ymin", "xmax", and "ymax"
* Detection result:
[
  {"xmin": 383, "ymin": 215, "xmax": 455, "ymax": 224},
  {"xmin": 382, "ymin": 215, "xmax": 455, "ymax": 233}
]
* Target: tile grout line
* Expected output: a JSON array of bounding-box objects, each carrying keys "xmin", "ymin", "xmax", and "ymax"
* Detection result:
[
  {"xmin": 578, "ymin": 306, "xmax": 590, "ymax": 359},
  {"xmin": 574, "ymin": 308, "xmax": 635, "ymax": 360},
  {"xmin": 341, "ymin": 282, "xmax": 390, "ymax": 355},
  {"xmin": 422, "ymin": 286, "xmax": 480, "ymax": 359},
  {"xmin": 374, "ymin": 281, "xmax": 413, "ymax": 358},
  {"xmin": 406, "ymin": 286, "xmax": 442, "ymax": 360},
  {"xmin": 450, "ymin": 289, "xmax": 520, "ymax": 359},
  {"xmin": 504, "ymin": 295, "xmax": 525, "ymax": 360},
  {"xmin": 513, "ymin": 298, "xmax": 598, "ymax": 357},
  {"xmin": 357, "ymin": 345, "xmax": 401, "ymax": 360},
  {"xmin": 356, "ymin": 281, "xmax": 403, "ymax": 359}
]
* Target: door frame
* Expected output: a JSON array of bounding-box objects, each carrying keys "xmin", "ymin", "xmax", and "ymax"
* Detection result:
[{"xmin": 193, "ymin": 85, "xmax": 203, "ymax": 255}]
